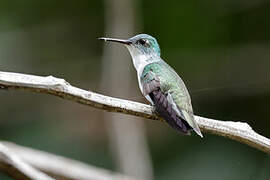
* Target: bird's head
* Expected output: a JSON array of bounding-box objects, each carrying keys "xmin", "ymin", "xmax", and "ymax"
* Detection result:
[
  {"xmin": 99, "ymin": 34, "xmax": 161, "ymax": 58},
  {"xmin": 99, "ymin": 34, "xmax": 161, "ymax": 71}
]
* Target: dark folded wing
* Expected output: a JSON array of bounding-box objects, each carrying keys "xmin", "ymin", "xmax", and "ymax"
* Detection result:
[{"xmin": 141, "ymin": 71, "xmax": 191, "ymax": 135}]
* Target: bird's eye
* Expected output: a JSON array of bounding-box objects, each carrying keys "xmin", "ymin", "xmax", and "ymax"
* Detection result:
[{"xmin": 138, "ymin": 39, "xmax": 148, "ymax": 46}]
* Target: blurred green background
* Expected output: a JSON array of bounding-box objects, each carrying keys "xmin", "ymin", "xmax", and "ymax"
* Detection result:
[{"xmin": 0, "ymin": 0, "xmax": 270, "ymax": 179}]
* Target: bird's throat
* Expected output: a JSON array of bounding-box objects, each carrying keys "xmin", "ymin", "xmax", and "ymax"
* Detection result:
[{"xmin": 126, "ymin": 45, "xmax": 159, "ymax": 75}]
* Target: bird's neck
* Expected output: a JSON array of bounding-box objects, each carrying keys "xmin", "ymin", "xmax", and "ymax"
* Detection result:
[
  {"xmin": 132, "ymin": 54, "xmax": 150, "ymax": 70},
  {"xmin": 126, "ymin": 46, "xmax": 160, "ymax": 72},
  {"xmin": 132, "ymin": 54, "xmax": 160, "ymax": 76}
]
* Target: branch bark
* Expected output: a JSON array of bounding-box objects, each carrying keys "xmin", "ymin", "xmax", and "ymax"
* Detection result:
[
  {"xmin": 1, "ymin": 142, "xmax": 135, "ymax": 180},
  {"xmin": 0, "ymin": 71, "xmax": 270, "ymax": 154},
  {"xmin": 0, "ymin": 142, "xmax": 54, "ymax": 180}
]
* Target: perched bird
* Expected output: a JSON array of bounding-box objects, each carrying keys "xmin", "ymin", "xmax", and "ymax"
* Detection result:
[{"xmin": 99, "ymin": 34, "xmax": 202, "ymax": 137}]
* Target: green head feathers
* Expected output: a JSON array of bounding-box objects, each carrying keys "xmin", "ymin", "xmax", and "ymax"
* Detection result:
[
  {"xmin": 128, "ymin": 34, "xmax": 161, "ymax": 57},
  {"xmin": 99, "ymin": 34, "xmax": 161, "ymax": 57},
  {"xmin": 99, "ymin": 34, "xmax": 162, "ymax": 71}
]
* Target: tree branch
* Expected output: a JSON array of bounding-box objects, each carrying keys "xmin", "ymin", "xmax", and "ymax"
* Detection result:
[
  {"xmin": 0, "ymin": 142, "xmax": 54, "ymax": 180},
  {"xmin": 1, "ymin": 141, "xmax": 135, "ymax": 180},
  {"xmin": 0, "ymin": 71, "xmax": 270, "ymax": 154}
]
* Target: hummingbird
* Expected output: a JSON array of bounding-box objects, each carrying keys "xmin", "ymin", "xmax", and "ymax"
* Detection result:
[{"xmin": 99, "ymin": 34, "xmax": 203, "ymax": 137}]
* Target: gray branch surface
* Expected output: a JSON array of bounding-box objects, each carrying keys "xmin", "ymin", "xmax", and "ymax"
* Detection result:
[
  {"xmin": 0, "ymin": 142, "xmax": 54, "ymax": 180},
  {"xmin": 0, "ymin": 71, "xmax": 270, "ymax": 154},
  {"xmin": 1, "ymin": 142, "xmax": 134, "ymax": 180}
]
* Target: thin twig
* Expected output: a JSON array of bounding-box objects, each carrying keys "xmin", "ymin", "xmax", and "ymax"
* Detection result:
[
  {"xmin": 0, "ymin": 142, "xmax": 55, "ymax": 180},
  {"xmin": 0, "ymin": 71, "xmax": 270, "ymax": 154}
]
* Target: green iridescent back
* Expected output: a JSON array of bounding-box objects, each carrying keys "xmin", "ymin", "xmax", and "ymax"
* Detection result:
[{"xmin": 141, "ymin": 60, "xmax": 193, "ymax": 113}]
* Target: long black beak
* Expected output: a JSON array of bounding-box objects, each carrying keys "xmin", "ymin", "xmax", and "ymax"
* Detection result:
[{"xmin": 99, "ymin": 37, "xmax": 131, "ymax": 45}]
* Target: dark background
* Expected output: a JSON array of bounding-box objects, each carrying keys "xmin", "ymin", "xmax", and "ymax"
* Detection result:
[{"xmin": 0, "ymin": 0, "xmax": 270, "ymax": 179}]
